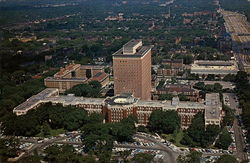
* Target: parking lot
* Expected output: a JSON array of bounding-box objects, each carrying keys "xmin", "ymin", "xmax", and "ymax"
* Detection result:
[{"xmin": 223, "ymin": 93, "xmax": 249, "ymax": 161}]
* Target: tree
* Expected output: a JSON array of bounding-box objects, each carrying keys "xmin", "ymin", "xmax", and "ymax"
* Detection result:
[
  {"xmin": 82, "ymin": 155, "xmax": 97, "ymax": 163},
  {"xmin": 1, "ymin": 103, "xmax": 89, "ymax": 136},
  {"xmin": 63, "ymin": 109, "xmax": 89, "ymax": 131},
  {"xmin": 206, "ymin": 74, "xmax": 215, "ymax": 81},
  {"xmin": 65, "ymin": 81, "xmax": 102, "ymax": 97},
  {"xmin": 183, "ymin": 54, "xmax": 193, "ymax": 64},
  {"xmin": 0, "ymin": 137, "xmax": 19, "ymax": 162},
  {"xmin": 202, "ymin": 125, "xmax": 220, "ymax": 147},
  {"xmin": 159, "ymin": 94, "xmax": 174, "ymax": 100},
  {"xmin": 104, "ymin": 67, "xmax": 111, "ymax": 74},
  {"xmin": 82, "ymin": 132, "xmax": 113, "ymax": 162},
  {"xmin": 223, "ymin": 74, "xmax": 235, "ymax": 82},
  {"xmin": 41, "ymin": 122, "xmax": 51, "ymax": 136},
  {"xmin": 18, "ymin": 153, "xmax": 41, "ymax": 163},
  {"xmin": 178, "ymin": 94, "xmax": 190, "ymax": 101},
  {"xmin": 137, "ymin": 125, "xmax": 149, "ymax": 133},
  {"xmin": 157, "ymin": 80, "xmax": 165, "ymax": 89},
  {"xmin": 194, "ymin": 82, "xmax": 222, "ymax": 93},
  {"xmin": 132, "ymin": 153, "xmax": 155, "ymax": 163},
  {"xmin": 181, "ymin": 112, "xmax": 220, "ymax": 147},
  {"xmin": 81, "ymin": 115, "xmax": 137, "ymax": 162},
  {"xmin": 214, "ymin": 83, "xmax": 223, "ymax": 92},
  {"xmin": 215, "ymin": 128, "xmax": 233, "ymax": 150},
  {"xmin": 82, "ymin": 124, "xmax": 113, "ymax": 161},
  {"xmin": 86, "ymin": 69, "xmax": 92, "ymax": 79},
  {"xmin": 11, "ymin": 70, "xmax": 26, "ymax": 84},
  {"xmin": 216, "ymin": 155, "xmax": 238, "ymax": 163},
  {"xmin": 194, "ymin": 82, "xmax": 205, "ymax": 90},
  {"xmin": 119, "ymin": 150, "xmax": 132, "ymax": 163},
  {"xmin": 121, "ymin": 115, "xmax": 138, "ymax": 125},
  {"xmin": 185, "ymin": 112, "xmax": 205, "ymax": 144},
  {"xmin": 235, "ymin": 71, "xmax": 248, "ymax": 86},
  {"xmin": 89, "ymin": 80, "xmax": 102, "ymax": 90},
  {"xmin": 44, "ymin": 144, "xmax": 90, "ymax": 163},
  {"xmin": 111, "ymin": 123, "xmax": 135, "ymax": 142},
  {"xmin": 148, "ymin": 110, "xmax": 180, "ymax": 134},
  {"xmin": 88, "ymin": 113, "xmax": 104, "ymax": 124},
  {"xmin": 222, "ymin": 105, "xmax": 234, "ymax": 126},
  {"xmin": 44, "ymin": 145, "xmax": 82, "ymax": 162},
  {"xmin": 177, "ymin": 151, "xmax": 202, "ymax": 163}
]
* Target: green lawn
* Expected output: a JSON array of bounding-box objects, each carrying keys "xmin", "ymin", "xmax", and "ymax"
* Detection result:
[
  {"xmin": 162, "ymin": 130, "xmax": 187, "ymax": 147},
  {"xmin": 50, "ymin": 128, "xmax": 65, "ymax": 136},
  {"xmin": 36, "ymin": 128, "xmax": 65, "ymax": 137}
]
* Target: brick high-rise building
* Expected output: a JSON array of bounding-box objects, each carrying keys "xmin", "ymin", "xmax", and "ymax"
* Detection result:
[{"xmin": 112, "ymin": 39, "xmax": 152, "ymax": 100}]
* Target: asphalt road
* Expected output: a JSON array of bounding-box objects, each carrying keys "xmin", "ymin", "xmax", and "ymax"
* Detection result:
[
  {"xmin": 18, "ymin": 133, "xmax": 180, "ymax": 163},
  {"xmin": 135, "ymin": 134, "xmax": 180, "ymax": 163},
  {"xmin": 224, "ymin": 93, "xmax": 248, "ymax": 161},
  {"xmin": 18, "ymin": 136, "xmax": 69, "ymax": 160}
]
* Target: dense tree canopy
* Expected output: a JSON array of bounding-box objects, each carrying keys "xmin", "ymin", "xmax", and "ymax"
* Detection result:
[
  {"xmin": 81, "ymin": 115, "xmax": 137, "ymax": 162},
  {"xmin": 216, "ymin": 155, "xmax": 238, "ymax": 163},
  {"xmin": 215, "ymin": 128, "xmax": 232, "ymax": 150},
  {"xmin": 177, "ymin": 151, "xmax": 202, "ymax": 163},
  {"xmin": 194, "ymin": 82, "xmax": 223, "ymax": 93},
  {"xmin": 222, "ymin": 74, "xmax": 236, "ymax": 82},
  {"xmin": 18, "ymin": 153, "xmax": 41, "ymax": 163},
  {"xmin": 0, "ymin": 137, "xmax": 19, "ymax": 162},
  {"xmin": 1, "ymin": 103, "xmax": 92, "ymax": 136},
  {"xmin": 65, "ymin": 81, "xmax": 102, "ymax": 97},
  {"xmin": 222, "ymin": 105, "xmax": 234, "ymax": 127},
  {"xmin": 44, "ymin": 144, "xmax": 97, "ymax": 163},
  {"xmin": 131, "ymin": 153, "xmax": 155, "ymax": 163},
  {"xmin": 234, "ymin": 71, "xmax": 250, "ymax": 144},
  {"xmin": 181, "ymin": 112, "xmax": 220, "ymax": 147},
  {"xmin": 148, "ymin": 110, "xmax": 180, "ymax": 134},
  {"xmin": 159, "ymin": 94, "xmax": 174, "ymax": 100}
]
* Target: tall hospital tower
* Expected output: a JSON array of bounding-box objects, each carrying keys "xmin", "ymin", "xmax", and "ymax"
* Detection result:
[{"xmin": 112, "ymin": 39, "xmax": 152, "ymax": 100}]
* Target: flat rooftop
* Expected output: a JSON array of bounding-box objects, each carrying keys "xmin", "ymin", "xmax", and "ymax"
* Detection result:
[
  {"xmin": 13, "ymin": 88, "xmax": 58, "ymax": 111},
  {"xmin": 113, "ymin": 39, "xmax": 152, "ymax": 58},
  {"xmin": 191, "ymin": 60, "xmax": 239, "ymax": 75},
  {"xmin": 196, "ymin": 61, "xmax": 234, "ymax": 66},
  {"xmin": 205, "ymin": 93, "xmax": 221, "ymax": 120},
  {"xmin": 206, "ymin": 93, "xmax": 221, "ymax": 106},
  {"xmin": 192, "ymin": 60, "xmax": 237, "ymax": 67},
  {"xmin": 112, "ymin": 46, "xmax": 152, "ymax": 58},
  {"xmin": 45, "ymin": 96, "xmax": 104, "ymax": 105},
  {"xmin": 205, "ymin": 106, "xmax": 221, "ymax": 120},
  {"xmin": 123, "ymin": 39, "xmax": 142, "ymax": 48}
]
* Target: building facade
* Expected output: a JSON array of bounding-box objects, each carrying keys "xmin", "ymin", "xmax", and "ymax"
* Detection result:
[
  {"xmin": 113, "ymin": 39, "xmax": 152, "ymax": 100},
  {"xmin": 154, "ymin": 84, "xmax": 200, "ymax": 102},
  {"xmin": 44, "ymin": 64, "xmax": 109, "ymax": 92},
  {"xmin": 157, "ymin": 59, "xmax": 184, "ymax": 77},
  {"xmin": 13, "ymin": 89, "xmax": 222, "ymax": 129},
  {"xmin": 191, "ymin": 60, "xmax": 239, "ymax": 76}
]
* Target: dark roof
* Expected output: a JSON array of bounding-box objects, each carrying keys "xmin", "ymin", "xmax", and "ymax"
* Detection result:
[{"xmin": 197, "ymin": 61, "xmax": 233, "ymax": 66}]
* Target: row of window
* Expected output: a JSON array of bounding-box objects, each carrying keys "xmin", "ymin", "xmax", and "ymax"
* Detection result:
[{"xmin": 178, "ymin": 108, "xmax": 203, "ymax": 113}]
